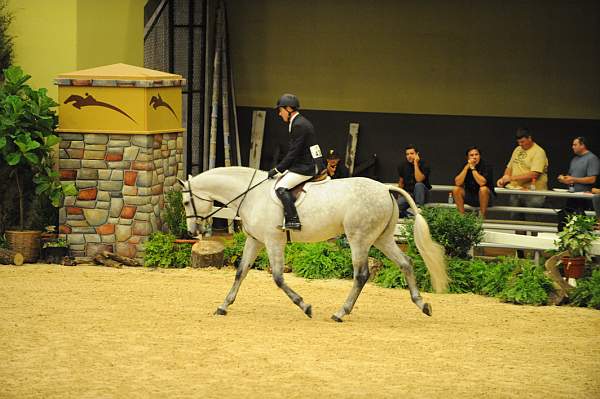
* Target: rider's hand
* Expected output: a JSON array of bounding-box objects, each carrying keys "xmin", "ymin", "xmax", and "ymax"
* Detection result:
[{"xmin": 268, "ymin": 168, "xmax": 279, "ymax": 179}]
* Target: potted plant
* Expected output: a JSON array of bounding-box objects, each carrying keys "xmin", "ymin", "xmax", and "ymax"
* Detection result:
[
  {"xmin": 0, "ymin": 66, "xmax": 76, "ymax": 262},
  {"xmin": 555, "ymin": 213, "xmax": 597, "ymax": 279},
  {"xmin": 42, "ymin": 237, "xmax": 69, "ymax": 264}
]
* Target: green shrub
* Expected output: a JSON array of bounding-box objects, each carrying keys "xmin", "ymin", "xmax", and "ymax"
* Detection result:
[
  {"xmin": 144, "ymin": 232, "xmax": 191, "ymax": 268},
  {"xmin": 447, "ymin": 258, "xmax": 477, "ymax": 293},
  {"xmin": 222, "ymin": 231, "xmax": 270, "ymax": 269},
  {"xmin": 477, "ymin": 256, "xmax": 520, "ymax": 296},
  {"xmin": 164, "ymin": 189, "xmax": 189, "ymax": 238},
  {"xmin": 402, "ymin": 207, "xmax": 484, "ymax": 258},
  {"xmin": 498, "ymin": 261, "xmax": 553, "ymax": 305},
  {"xmin": 223, "ymin": 231, "xmax": 247, "ymax": 267},
  {"xmin": 291, "ymin": 242, "xmax": 353, "ymax": 279},
  {"xmin": 570, "ymin": 268, "xmax": 600, "ymax": 309},
  {"xmin": 0, "ymin": 0, "xmax": 14, "ymax": 78}
]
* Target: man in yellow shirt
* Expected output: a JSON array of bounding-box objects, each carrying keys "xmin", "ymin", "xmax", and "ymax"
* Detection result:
[{"xmin": 496, "ymin": 128, "xmax": 548, "ymax": 218}]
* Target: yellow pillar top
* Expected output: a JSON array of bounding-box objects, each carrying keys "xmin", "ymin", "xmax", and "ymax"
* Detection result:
[{"xmin": 55, "ymin": 64, "xmax": 185, "ymax": 134}]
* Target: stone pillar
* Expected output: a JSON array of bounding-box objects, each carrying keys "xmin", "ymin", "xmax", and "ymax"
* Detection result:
[{"xmin": 55, "ymin": 64, "xmax": 186, "ymax": 260}]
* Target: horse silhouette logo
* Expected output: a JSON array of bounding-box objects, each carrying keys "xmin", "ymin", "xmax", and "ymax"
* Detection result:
[
  {"xmin": 64, "ymin": 93, "xmax": 136, "ymax": 123},
  {"xmin": 149, "ymin": 93, "xmax": 178, "ymax": 120}
]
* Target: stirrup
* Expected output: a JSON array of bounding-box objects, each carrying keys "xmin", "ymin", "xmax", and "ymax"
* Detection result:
[
  {"xmin": 284, "ymin": 221, "xmax": 302, "ymax": 231},
  {"xmin": 278, "ymin": 219, "xmax": 302, "ymax": 231}
]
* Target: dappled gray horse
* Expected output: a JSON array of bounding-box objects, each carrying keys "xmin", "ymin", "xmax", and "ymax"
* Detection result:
[{"xmin": 180, "ymin": 167, "xmax": 447, "ymax": 322}]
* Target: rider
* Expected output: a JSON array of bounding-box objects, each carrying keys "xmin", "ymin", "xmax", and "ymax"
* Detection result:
[{"xmin": 268, "ymin": 93, "xmax": 324, "ymax": 230}]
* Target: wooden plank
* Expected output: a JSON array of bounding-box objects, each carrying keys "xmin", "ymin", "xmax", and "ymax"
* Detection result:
[
  {"xmin": 248, "ymin": 110, "xmax": 266, "ymax": 169},
  {"xmin": 345, "ymin": 122, "xmax": 359, "ymax": 176}
]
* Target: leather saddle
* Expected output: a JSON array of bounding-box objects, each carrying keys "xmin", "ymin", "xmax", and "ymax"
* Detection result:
[{"xmin": 286, "ymin": 170, "xmax": 329, "ymax": 200}]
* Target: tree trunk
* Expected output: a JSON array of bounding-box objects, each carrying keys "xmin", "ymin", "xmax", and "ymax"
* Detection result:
[
  {"xmin": 208, "ymin": 3, "xmax": 223, "ymax": 170},
  {"xmin": 0, "ymin": 248, "xmax": 24, "ymax": 266},
  {"xmin": 14, "ymin": 169, "xmax": 24, "ymax": 230},
  {"xmin": 220, "ymin": 9, "xmax": 231, "ymax": 167},
  {"xmin": 101, "ymin": 251, "xmax": 142, "ymax": 267},
  {"xmin": 191, "ymin": 240, "xmax": 224, "ymax": 268},
  {"xmin": 92, "ymin": 254, "xmax": 123, "ymax": 268}
]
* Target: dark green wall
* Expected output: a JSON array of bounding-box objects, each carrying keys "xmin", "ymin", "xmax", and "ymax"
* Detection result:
[{"xmin": 228, "ymin": 0, "xmax": 600, "ymax": 119}]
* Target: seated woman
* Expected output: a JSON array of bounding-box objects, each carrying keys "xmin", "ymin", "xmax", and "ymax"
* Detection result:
[{"xmin": 452, "ymin": 146, "xmax": 495, "ymax": 218}]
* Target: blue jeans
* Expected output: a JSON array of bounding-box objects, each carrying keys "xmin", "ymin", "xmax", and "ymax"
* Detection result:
[
  {"xmin": 397, "ymin": 183, "xmax": 429, "ymax": 217},
  {"xmin": 592, "ymin": 194, "xmax": 600, "ymax": 218}
]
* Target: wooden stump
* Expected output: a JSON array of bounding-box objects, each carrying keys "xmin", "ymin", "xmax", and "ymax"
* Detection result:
[
  {"xmin": 0, "ymin": 248, "xmax": 24, "ymax": 266},
  {"xmin": 191, "ymin": 240, "xmax": 225, "ymax": 268},
  {"xmin": 544, "ymin": 250, "xmax": 573, "ymax": 305}
]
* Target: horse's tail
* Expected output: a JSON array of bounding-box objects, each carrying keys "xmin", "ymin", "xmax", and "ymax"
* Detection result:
[{"xmin": 388, "ymin": 186, "xmax": 448, "ymax": 293}]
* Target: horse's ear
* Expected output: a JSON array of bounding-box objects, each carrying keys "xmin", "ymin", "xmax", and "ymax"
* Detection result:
[{"xmin": 177, "ymin": 178, "xmax": 186, "ymax": 187}]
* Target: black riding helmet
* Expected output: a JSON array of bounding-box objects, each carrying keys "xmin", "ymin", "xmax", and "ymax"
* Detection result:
[{"xmin": 275, "ymin": 93, "xmax": 300, "ymax": 110}]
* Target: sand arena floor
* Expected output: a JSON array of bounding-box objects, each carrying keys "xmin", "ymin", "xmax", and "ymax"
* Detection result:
[{"xmin": 0, "ymin": 264, "xmax": 599, "ymax": 399}]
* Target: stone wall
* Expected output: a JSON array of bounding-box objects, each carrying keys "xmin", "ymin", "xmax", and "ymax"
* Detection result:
[{"xmin": 58, "ymin": 132, "xmax": 184, "ymax": 260}]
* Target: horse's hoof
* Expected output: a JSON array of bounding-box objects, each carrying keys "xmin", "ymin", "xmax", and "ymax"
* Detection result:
[
  {"xmin": 304, "ymin": 304, "xmax": 312, "ymax": 318},
  {"xmin": 331, "ymin": 315, "xmax": 343, "ymax": 323},
  {"xmin": 422, "ymin": 303, "xmax": 432, "ymax": 316},
  {"xmin": 214, "ymin": 308, "xmax": 227, "ymax": 316}
]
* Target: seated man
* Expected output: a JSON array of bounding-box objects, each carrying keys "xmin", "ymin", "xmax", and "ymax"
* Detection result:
[
  {"xmin": 496, "ymin": 127, "xmax": 548, "ymax": 220},
  {"xmin": 452, "ymin": 146, "xmax": 495, "ymax": 218},
  {"xmin": 397, "ymin": 145, "xmax": 431, "ymax": 217},
  {"xmin": 325, "ymin": 149, "xmax": 349, "ymax": 179}
]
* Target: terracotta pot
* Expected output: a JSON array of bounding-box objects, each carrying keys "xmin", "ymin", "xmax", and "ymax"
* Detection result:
[
  {"xmin": 5, "ymin": 230, "xmax": 42, "ymax": 263},
  {"xmin": 561, "ymin": 256, "xmax": 586, "ymax": 279}
]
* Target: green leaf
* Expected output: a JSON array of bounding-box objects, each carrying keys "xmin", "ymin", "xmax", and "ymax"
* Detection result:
[
  {"xmin": 50, "ymin": 190, "xmax": 63, "ymax": 207},
  {"xmin": 45, "ymin": 134, "xmax": 60, "ymax": 147},
  {"xmin": 4, "ymin": 66, "xmax": 30, "ymax": 85},
  {"xmin": 23, "ymin": 152, "xmax": 39, "ymax": 164},
  {"xmin": 35, "ymin": 182, "xmax": 50, "ymax": 195},
  {"xmin": 0, "ymin": 136, "xmax": 5, "ymax": 150},
  {"xmin": 62, "ymin": 183, "xmax": 77, "ymax": 196},
  {"xmin": 5, "ymin": 152, "xmax": 21, "ymax": 165}
]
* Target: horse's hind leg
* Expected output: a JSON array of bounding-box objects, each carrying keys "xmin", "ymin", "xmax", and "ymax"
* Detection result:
[
  {"xmin": 265, "ymin": 242, "xmax": 312, "ymax": 318},
  {"xmin": 374, "ymin": 235, "xmax": 432, "ymax": 316},
  {"xmin": 215, "ymin": 236, "xmax": 264, "ymax": 316},
  {"xmin": 331, "ymin": 243, "xmax": 369, "ymax": 322}
]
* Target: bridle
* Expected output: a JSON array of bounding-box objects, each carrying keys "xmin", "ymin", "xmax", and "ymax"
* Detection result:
[{"xmin": 180, "ymin": 169, "xmax": 268, "ymax": 226}]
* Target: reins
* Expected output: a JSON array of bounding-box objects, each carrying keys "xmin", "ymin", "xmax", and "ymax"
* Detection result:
[{"xmin": 182, "ymin": 169, "xmax": 268, "ymax": 223}]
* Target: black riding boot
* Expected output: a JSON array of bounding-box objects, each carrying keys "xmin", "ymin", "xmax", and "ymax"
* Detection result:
[{"xmin": 275, "ymin": 187, "xmax": 301, "ymax": 230}]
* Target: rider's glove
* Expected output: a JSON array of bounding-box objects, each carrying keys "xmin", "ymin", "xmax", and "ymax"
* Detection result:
[{"xmin": 268, "ymin": 168, "xmax": 279, "ymax": 179}]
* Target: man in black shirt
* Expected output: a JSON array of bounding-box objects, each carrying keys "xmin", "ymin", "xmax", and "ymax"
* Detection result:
[
  {"xmin": 397, "ymin": 145, "xmax": 431, "ymax": 217},
  {"xmin": 452, "ymin": 146, "xmax": 495, "ymax": 218},
  {"xmin": 325, "ymin": 149, "xmax": 349, "ymax": 179}
]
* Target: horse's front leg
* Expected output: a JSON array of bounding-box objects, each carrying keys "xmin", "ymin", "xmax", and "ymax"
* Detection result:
[
  {"xmin": 266, "ymin": 241, "xmax": 312, "ymax": 318},
  {"xmin": 215, "ymin": 236, "xmax": 264, "ymax": 316}
]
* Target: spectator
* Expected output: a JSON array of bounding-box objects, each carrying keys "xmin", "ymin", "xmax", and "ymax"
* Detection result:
[
  {"xmin": 325, "ymin": 149, "xmax": 349, "ymax": 179},
  {"xmin": 558, "ymin": 136, "xmax": 599, "ymax": 192},
  {"xmin": 452, "ymin": 146, "xmax": 495, "ymax": 218},
  {"xmin": 397, "ymin": 145, "xmax": 431, "ymax": 217},
  {"xmin": 496, "ymin": 128, "xmax": 548, "ymax": 219}
]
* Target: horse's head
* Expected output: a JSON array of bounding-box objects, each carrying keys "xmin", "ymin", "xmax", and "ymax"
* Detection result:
[{"xmin": 178, "ymin": 176, "xmax": 213, "ymax": 237}]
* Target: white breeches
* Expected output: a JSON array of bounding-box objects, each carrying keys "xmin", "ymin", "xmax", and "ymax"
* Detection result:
[{"xmin": 275, "ymin": 171, "xmax": 312, "ymax": 190}]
